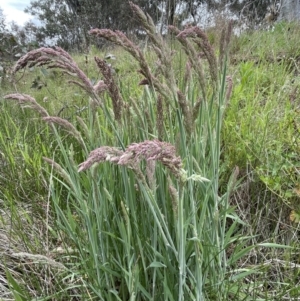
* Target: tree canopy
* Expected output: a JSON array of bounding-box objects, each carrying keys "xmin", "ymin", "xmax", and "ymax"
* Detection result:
[
  {"xmin": 24, "ymin": 0, "xmax": 163, "ymax": 50},
  {"xmin": 1, "ymin": 0, "xmax": 282, "ymax": 51}
]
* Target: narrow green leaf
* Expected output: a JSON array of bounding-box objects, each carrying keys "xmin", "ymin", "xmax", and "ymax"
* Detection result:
[
  {"xmin": 148, "ymin": 262, "xmax": 167, "ymax": 269},
  {"xmin": 227, "ymin": 245, "xmax": 254, "ymax": 265},
  {"xmin": 258, "ymin": 243, "xmax": 292, "ymax": 249},
  {"xmin": 6, "ymin": 269, "xmax": 27, "ymax": 301},
  {"xmin": 229, "ymin": 268, "xmax": 260, "ymax": 281}
]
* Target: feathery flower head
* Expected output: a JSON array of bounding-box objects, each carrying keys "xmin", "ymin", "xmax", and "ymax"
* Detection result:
[
  {"xmin": 3, "ymin": 93, "xmax": 49, "ymax": 117},
  {"xmin": 79, "ymin": 140, "xmax": 184, "ymax": 181},
  {"xmin": 78, "ymin": 147, "xmax": 123, "ymax": 172},
  {"xmin": 13, "ymin": 47, "xmax": 95, "ymax": 96}
]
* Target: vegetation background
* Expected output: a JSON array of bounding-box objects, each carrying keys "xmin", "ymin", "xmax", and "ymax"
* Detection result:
[{"xmin": 0, "ymin": 0, "xmax": 300, "ymax": 300}]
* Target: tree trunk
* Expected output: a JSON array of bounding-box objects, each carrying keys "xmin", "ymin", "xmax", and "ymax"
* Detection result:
[
  {"xmin": 279, "ymin": 0, "xmax": 300, "ymax": 21},
  {"xmin": 166, "ymin": 0, "xmax": 176, "ymax": 26}
]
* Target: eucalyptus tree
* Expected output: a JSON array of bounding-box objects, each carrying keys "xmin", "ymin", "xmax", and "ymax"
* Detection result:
[
  {"xmin": 25, "ymin": 0, "xmax": 162, "ymax": 50},
  {"xmin": 25, "ymin": 0, "xmax": 88, "ymax": 50},
  {"xmin": 0, "ymin": 8, "xmax": 5, "ymax": 31},
  {"xmin": 24, "ymin": 0, "xmax": 287, "ymax": 51},
  {"xmin": 0, "ymin": 8, "xmax": 19, "ymax": 62}
]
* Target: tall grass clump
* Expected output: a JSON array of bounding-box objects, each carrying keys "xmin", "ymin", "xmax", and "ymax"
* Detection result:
[{"xmin": 1, "ymin": 3, "xmax": 278, "ymax": 300}]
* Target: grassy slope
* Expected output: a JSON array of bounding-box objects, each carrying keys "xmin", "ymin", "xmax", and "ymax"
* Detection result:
[{"xmin": 0, "ymin": 21, "xmax": 300, "ymax": 300}]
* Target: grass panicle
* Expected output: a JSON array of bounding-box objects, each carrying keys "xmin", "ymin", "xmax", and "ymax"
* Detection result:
[
  {"xmin": 156, "ymin": 95, "xmax": 164, "ymax": 141},
  {"xmin": 77, "ymin": 146, "xmax": 123, "ymax": 172},
  {"xmin": 42, "ymin": 116, "xmax": 86, "ymax": 149},
  {"xmin": 13, "ymin": 47, "xmax": 96, "ymax": 96},
  {"xmin": 94, "ymin": 57, "xmax": 123, "ymax": 122},
  {"xmin": 3, "ymin": 93, "xmax": 49, "ymax": 117},
  {"xmin": 79, "ymin": 139, "xmax": 183, "ymax": 182},
  {"xmin": 177, "ymin": 26, "xmax": 218, "ymax": 87},
  {"xmin": 89, "ymin": 27, "xmax": 175, "ymax": 106}
]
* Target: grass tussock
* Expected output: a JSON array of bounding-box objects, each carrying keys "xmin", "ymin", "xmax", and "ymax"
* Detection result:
[{"xmin": 1, "ymin": 3, "xmax": 300, "ymax": 301}]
